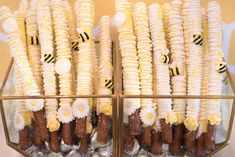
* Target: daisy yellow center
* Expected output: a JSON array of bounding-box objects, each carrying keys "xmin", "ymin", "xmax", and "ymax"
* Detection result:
[
  {"xmin": 146, "ymin": 113, "xmax": 154, "ymax": 120},
  {"xmin": 32, "ymin": 100, "xmax": 37, "ymax": 106},
  {"xmin": 63, "ymin": 111, "xmax": 70, "ymax": 117},
  {"xmin": 78, "ymin": 104, "xmax": 85, "ymax": 112},
  {"xmin": 16, "ymin": 118, "xmax": 20, "ymax": 124}
]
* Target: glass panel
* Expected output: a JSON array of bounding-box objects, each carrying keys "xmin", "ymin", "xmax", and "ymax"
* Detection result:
[
  {"xmin": 1, "ymin": 62, "xmax": 16, "ymax": 97},
  {"xmin": 2, "ymin": 98, "xmax": 114, "ymax": 156},
  {"xmin": 0, "ymin": 45, "xmax": 115, "ymax": 156},
  {"xmin": 121, "ymin": 97, "xmax": 234, "ymax": 157}
]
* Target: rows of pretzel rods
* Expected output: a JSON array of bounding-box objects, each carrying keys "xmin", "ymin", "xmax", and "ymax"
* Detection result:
[
  {"xmin": 0, "ymin": 0, "xmax": 114, "ymax": 156},
  {"xmin": 114, "ymin": 0, "xmax": 225, "ymax": 156},
  {"xmin": 0, "ymin": 0, "xmax": 226, "ymax": 156}
]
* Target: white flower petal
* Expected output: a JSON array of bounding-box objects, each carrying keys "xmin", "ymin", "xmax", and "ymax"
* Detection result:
[
  {"xmin": 124, "ymin": 98, "xmax": 141, "ymax": 116},
  {"xmin": 57, "ymin": 105, "xmax": 74, "ymax": 123},
  {"xmin": 14, "ymin": 112, "xmax": 25, "ymax": 130},
  {"xmin": 25, "ymin": 99, "xmax": 44, "ymax": 112},
  {"xmin": 140, "ymin": 108, "xmax": 156, "ymax": 126},
  {"xmin": 72, "ymin": 99, "xmax": 90, "ymax": 118}
]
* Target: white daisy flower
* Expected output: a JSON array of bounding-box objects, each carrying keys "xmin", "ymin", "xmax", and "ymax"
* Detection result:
[
  {"xmin": 14, "ymin": 112, "xmax": 25, "ymax": 131},
  {"xmin": 124, "ymin": 98, "xmax": 141, "ymax": 116},
  {"xmin": 25, "ymin": 99, "xmax": 44, "ymax": 112},
  {"xmin": 72, "ymin": 98, "xmax": 90, "ymax": 119},
  {"xmin": 57, "ymin": 105, "xmax": 74, "ymax": 123},
  {"xmin": 140, "ymin": 107, "xmax": 156, "ymax": 126}
]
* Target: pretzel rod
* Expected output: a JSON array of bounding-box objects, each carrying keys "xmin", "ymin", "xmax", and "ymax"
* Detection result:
[
  {"xmin": 123, "ymin": 124, "xmax": 135, "ymax": 152},
  {"xmin": 62, "ymin": 123, "xmax": 74, "ymax": 145},
  {"xmin": 64, "ymin": 0, "xmax": 78, "ymax": 94},
  {"xmin": 182, "ymin": 0, "xmax": 203, "ymax": 151},
  {"xmin": 151, "ymin": 129, "xmax": 162, "ymax": 155},
  {"xmin": 37, "ymin": 0, "xmax": 62, "ymax": 148},
  {"xmin": 73, "ymin": 2, "xmax": 94, "ymax": 151},
  {"xmin": 151, "ymin": 57, "xmax": 162, "ymax": 154},
  {"xmin": 114, "ymin": 0, "xmax": 142, "ymax": 141},
  {"xmin": 149, "ymin": 3, "xmax": 176, "ymax": 144},
  {"xmin": 167, "ymin": 0, "xmax": 187, "ymax": 154},
  {"xmin": 50, "ymin": 0, "xmax": 75, "ymax": 146},
  {"xmin": 79, "ymin": 134, "xmax": 89, "ymax": 155},
  {"xmin": 49, "ymin": 131, "xmax": 59, "ymax": 153},
  {"xmin": 15, "ymin": 70, "xmax": 32, "ymax": 149},
  {"xmin": 34, "ymin": 110, "xmax": 49, "ymax": 146},
  {"xmin": 205, "ymin": 1, "xmax": 224, "ymax": 151},
  {"xmin": 19, "ymin": 126, "xmax": 31, "ymax": 150},
  {"xmin": 0, "ymin": 6, "xmax": 47, "ymax": 148},
  {"xmin": 205, "ymin": 124, "xmax": 216, "ymax": 151},
  {"xmin": 13, "ymin": 4, "xmax": 33, "ymax": 149},
  {"xmin": 184, "ymin": 130, "xmax": 196, "ymax": 151},
  {"xmin": 133, "ymin": 2, "xmax": 156, "ymax": 148},
  {"xmin": 96, "ymin": 16, "xmax": 113, "ymax": 144},
  {"xmin": 195, "ymin": 133, "xmax": 207, "ymax": 157},
  {"xmin": 170, "ymin": 124, "xmax": 185, "ymax": 155},
  {"xmin": 97, "ymin": 113, "xmax": 109, "ymax": 144},
  {"xmin": 196, "ymin": 8, "xmax": 210, "ymax": 156}
]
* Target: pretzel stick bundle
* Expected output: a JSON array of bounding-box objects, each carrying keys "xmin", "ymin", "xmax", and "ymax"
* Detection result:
[
  {"xmin": 28, "ymin": 0, "xmax": 59, "ymax": 149},
  {"xmin": 114, "ymin": 0, "xmax": 142, "ymax": 152},
  {"xmin": 37, "ymin": 0, "xmax": 62, "ymax": 150},
  {"xmin": 0, "ymin": 6, "xmax": 47, "ymax": 147},
  {"xmin": 205, "ymin": 1, "xmax": 224, "ymax": 151},
  {"xmin": 166, "ymin": 0, "xmax": 187, "ymax": 155},
  {"xmin": 183, "ymin": 0, "xmax": 203, "ymax": 152}
]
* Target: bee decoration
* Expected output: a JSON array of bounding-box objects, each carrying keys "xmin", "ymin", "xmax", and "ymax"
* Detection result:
[
  {"xmin": 44, "ymin": 54, "xmax": 55, "ymax": 64},
  {"xmin": 169, "ymin": 66, "xmax": 182, "ymax": 77},
  {"xmin": 29, "ymin": 36, "xmax": 39, "ymax": 45},
  {"xmin": 160, "ymin": 54, "xmax": 171, "ymax": 64},
  {"xmin": 193, "ymin": 34, "xmax": 203, "ymax": 46},
  {"xmin": 79, "ymin": 32, "xmax": 90, "ymax": 43},
  {"xmin": 105, "ymin": 79, "xmax": 114, "ymax": 90},
  {"xmin": 71, "ymin": 41, "xmax": 79, "ymax": 51},
  {"xmin": 216, "ymin": 61, "xmax": 227, "ymax": 73}
]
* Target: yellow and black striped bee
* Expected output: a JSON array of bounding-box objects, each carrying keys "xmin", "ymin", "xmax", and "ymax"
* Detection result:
[
  {"xmin": 71, "ymin": 41, "xmax": 79, "ymax": 51},
  {"xmin": 193, "ymin": 34, "xmax": 203, "ymax": 46},
  {"xmin": 105, "ymin": 79, "xmax": 114, "ymax": 90},
  {"xmin": 44, "ymin": 54, "xmax": 55, "ymax": 63},
  {"xmin": 79, "ymin": 32, "xmax": 90, "ymax": 43},
  {"xmin": 160, "ymin": 54, "xmax": 171, "ymax": 64},
  {"xmin": 169, "ymin": 67, "xmax": 182, "ymax": 76},
  {"xmin": 216, "ymin": 61, "xmax": 227, "ymax": 73},
  {"xmin": 29, "ymin": 36, "xmax": 39, "ymax": 45}
]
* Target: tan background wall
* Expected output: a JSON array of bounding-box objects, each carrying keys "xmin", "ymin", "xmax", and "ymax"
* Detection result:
[{"xmin": 0, "ymin": 0, "xmax": 235, "ymax": 157}]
